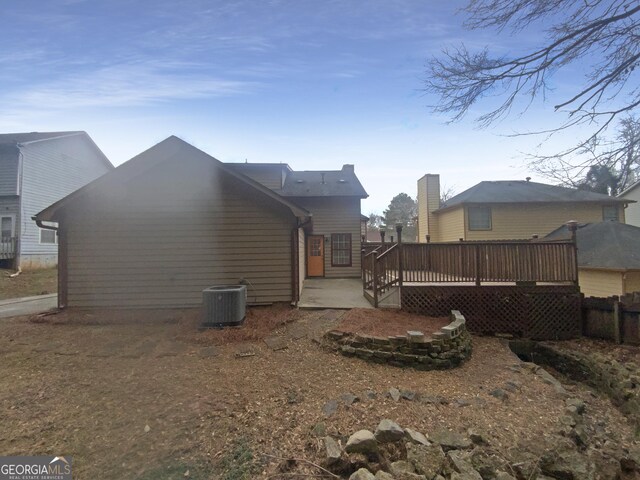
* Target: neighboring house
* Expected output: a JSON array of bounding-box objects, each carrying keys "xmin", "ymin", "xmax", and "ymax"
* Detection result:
[
  {"xmin": 0, "ymin": 131, "xmax": 112, "ymax": 269},
  {"xmin": 35, "ymin": 136, "xmax": 367, "ymax": 309},
  {"xmin": 546, "ymin": 222, "xmax": 640, "ymax": 298},
  {"xmin": 417, "ymin": 174, "xmax": 633, "ymax": 242},
  {"xmin": 618, "ymin": 179, "xmax": 640, "ymax": 227}
]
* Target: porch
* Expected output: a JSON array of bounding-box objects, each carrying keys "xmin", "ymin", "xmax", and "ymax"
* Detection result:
[
  {"xmin": 0, "ymin": 236, "xmax": 16, "ymax": 260},
  {"xmin": 298, "ymin": 278, "xmax": 374, "ymax": 310}
]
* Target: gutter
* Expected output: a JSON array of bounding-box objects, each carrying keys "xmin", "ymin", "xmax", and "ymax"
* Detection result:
[{"xmin": 33, "ymin": 217, "xmax": 58, "ymax": 232}]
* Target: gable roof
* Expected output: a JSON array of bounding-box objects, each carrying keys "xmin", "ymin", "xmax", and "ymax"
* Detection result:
[
  {"xmin": 280, "ymin": 165, "xmax": 368, "ymax": 198},
  {"xmin": 227, "ymin": 162, "xmax": 368, "ymax": 198},
  {"xmin": 438, "ymin": 180, "xmax": 630, "ymax": 212},
  {"xmin": 0, "ymin": 131, "xmax": 113, "ymax": 170},
  {"xmin": 35, "ymin": 136, "xmax": 309, "ymax": 222},
  {"xmin": 0, "ymin": 131, "xmax": 84, "ymax": 145},
  {"xmin": 545, "ymin": 222, "xmax": 640, "ymax": 270},
  {"xmin": 618, "ymin": 179, "xmax": 640, "ymax": 197}
]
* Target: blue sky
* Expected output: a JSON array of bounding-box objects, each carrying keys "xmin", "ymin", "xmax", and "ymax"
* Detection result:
[{"xmin": 0, "ymin": 0, "xmax": 585, "ymax": 213}]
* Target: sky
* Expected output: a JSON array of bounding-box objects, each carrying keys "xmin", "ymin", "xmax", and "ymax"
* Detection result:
[{"xmin": 0, "ymin": 0, "xmax": 591, "ymax": 214}]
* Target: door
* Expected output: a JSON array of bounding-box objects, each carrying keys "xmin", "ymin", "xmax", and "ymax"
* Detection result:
[{"xmin": 307, "ymin": 235, "xmax": 324, "ymax": 277}]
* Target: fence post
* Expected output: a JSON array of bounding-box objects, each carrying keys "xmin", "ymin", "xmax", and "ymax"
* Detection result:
[
  {"xmin": 380, "ymin": 230, "xmax": 386, "ymax": 243},
  {"xmin": 613, "ymin": 300, "xmax": 622, "ymax": 344},
  {"xmin": 396, "ymin": 224, "xmax": 403, "ymax": 290},
  {"xmin": 372, "ymin": 251, "xmax": 379, "ymax": 308},
  {"xmin": 475, "ymin": 244, "xmax": 481, "ymax": 286}
]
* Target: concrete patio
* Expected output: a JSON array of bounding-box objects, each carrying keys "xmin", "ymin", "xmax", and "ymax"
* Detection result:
[{"xmin": 298, "ymin": 278, "xmax": 373, "ymax": 309}]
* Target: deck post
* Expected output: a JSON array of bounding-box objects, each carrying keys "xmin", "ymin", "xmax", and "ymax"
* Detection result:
[
  {"xmin": 475, "ymin": 244, "xmax": 481, "ymax": 286},
  {"xmin": 566, "ymin": 220, "xmax": 579, "ymax": 286},
  {"xmin": 380, "ymin": 230, "xmax": 385, "ymax": 243},
  {"xmin": 396, "ymin": 224, "xmax": 403, "ymax": 290},
  {"xmin": 372, "ymin": 251, "xmax": 379, "ymax": 308}
]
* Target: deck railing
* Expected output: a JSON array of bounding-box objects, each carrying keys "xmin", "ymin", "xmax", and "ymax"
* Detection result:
[
  {"xmin": 363, "ymin": 235, "xmax": 578, "ymax": 308},
  {"xmin": 401, "ymin": 241, "xmax": 578, "ymax": 285},
  {"xmin": 0, "ymin": 236, "xmax": 16, "ymax": 260}
]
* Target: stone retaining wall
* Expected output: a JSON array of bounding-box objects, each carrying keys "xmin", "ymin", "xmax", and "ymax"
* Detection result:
[{"xmin": 325, "ymin": 310, "xmax": 472, "ymax": 370}]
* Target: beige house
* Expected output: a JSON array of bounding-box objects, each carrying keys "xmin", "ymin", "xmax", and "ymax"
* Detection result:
[
  {"xmin": 546, "ymin": 222, "xmax": 640, "ymax": 298},
  {"xmin": 417, "ymin": 174, "xmax": 632, "ymax": 242},
  {"xmin": 618, "ymin": 179, "xmax": 640, "ymax": 227},
  {"xmin": 35, "ymin": 136, "xmax": 367, "ymax": 309}
]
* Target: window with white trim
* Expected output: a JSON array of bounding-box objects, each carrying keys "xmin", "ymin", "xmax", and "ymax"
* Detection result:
[
  {"xmin": 39, "ymin": 228, "xmax": 57, "ymax": 244},
  {"xmin": 331, "ymin": 233, "xmax": 352, "ymax": 266},
  {"xmin": 468, "ymin": 206, "xmax": 492, "ymax": 230}
]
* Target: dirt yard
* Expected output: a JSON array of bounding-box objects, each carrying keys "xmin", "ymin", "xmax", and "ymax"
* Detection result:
[
  {"xmin": 0, "ymin": 306, "xmax": 637, "ymax": 479},
  {"xmin": 0, "ymin": 267, "xmax": 57, "ymax": 300}
]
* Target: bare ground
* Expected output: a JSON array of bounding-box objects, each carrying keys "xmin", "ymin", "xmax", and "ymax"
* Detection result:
[{"xmin": 0, "ymin": 306, "xmax": 637, "ymax": 479}]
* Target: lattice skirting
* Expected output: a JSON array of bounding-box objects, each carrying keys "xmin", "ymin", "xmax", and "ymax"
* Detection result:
[{"xmin": 401, "ymin": 285, "xmax": 581, "ymax": 340}]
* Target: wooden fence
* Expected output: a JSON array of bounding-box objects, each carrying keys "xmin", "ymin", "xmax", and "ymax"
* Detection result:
[{"xmin": 582, "ymin": 295, "xmax": 640, "ymax": 345}]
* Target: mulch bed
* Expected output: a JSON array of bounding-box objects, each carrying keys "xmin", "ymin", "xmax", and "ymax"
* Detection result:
[{"xmin": 334, "ymin": 308, "xmax": 450, "ymax": 337}]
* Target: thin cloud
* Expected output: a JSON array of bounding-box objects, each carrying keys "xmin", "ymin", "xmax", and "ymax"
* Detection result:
[{"xmin": 6, "ymin": 62, "xmax": 260, "ymax": 110}]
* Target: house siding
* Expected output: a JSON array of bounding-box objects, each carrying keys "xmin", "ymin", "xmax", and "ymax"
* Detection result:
[
  {"xmin": 63, "ymin": 159, "xmax": 296, "ymax": 308},
  {"xmin": 435, "ymin": 207, "xmax": 465, "ymax": 242},
  {"xmin": 621, "ymin": 186, "xmax": 640, "ymax": 227},
  {"xmin": 291, "ymin": 196, "xmax": 361, "ymax": 278},
  {"xmin": 230, "ymin": 165, "xmax": 285, "ymax": 190},
  {"xmin": 463, "ymin": 203, "xmax": 619, "ymax": 241},
  {"xmin": 18, "ymin": 134, "xmax": 111, "ymax": 268},
  {"xmin": 624, "ymin": 271, "xmax": 640, "ymax": 294},
  {"xmin": 579, "ymin": 268, "xmax": 624, "ymax": 298},
  {"xmin": 0, "ymin": 147, "xmax": 19, "ymax": 196}
]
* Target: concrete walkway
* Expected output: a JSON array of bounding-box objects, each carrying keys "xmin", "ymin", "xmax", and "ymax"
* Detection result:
[
  {"xmin": 0, "ymin": 294, "xmax": 58, "ymax": 319},
  {"xmin": 298, "ymin": 278, "xmax": 373, "ymax": 309}
]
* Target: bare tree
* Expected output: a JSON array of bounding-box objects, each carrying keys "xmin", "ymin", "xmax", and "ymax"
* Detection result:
[
  {"xmin": 528, "ymin": 114, "xmax": 640, "ymax": 192},
  {"xmin": 427, "ymin": 0, "xmax": 640, "ymax": 186},
  {"xmin": 440, "ymin": 184, "xmax": 458, "ymax": 203}
]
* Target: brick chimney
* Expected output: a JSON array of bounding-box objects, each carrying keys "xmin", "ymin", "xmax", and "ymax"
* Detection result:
[{"xmin": 417, "ymin": 174, "xmax": 440, "ymax": 242}]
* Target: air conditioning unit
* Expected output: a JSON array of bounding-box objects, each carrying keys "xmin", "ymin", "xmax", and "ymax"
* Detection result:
[{"xmin": 202, "ymin": 285, "xmax": 247, "ymax": 327}]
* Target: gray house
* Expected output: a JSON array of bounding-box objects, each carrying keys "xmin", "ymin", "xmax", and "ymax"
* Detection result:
[
  {"xmin": 0, "ymin": 131, "xmax": 113, "ymax": 269},
  {"xmin": 35, "ymin": 136, "xmax": 367, "ymax": 309}
]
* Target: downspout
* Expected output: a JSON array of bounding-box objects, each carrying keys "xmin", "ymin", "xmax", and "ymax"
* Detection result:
[
  {"xmin": 292, "ymin": 216, "xmax": 313, "ymax": 306},
  {"xmin": 15, "ymin": 147, "xmax": 24, "ymax": 271}
]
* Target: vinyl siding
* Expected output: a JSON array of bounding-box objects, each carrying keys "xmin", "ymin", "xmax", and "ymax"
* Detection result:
[
  {"xmin": 579, "ymin": 268, "xmax": 624, "ymax": 298},
  {"xmin": 624, "ymin": 271, "xmax": 640, "ymax": 294},
  {"xmin": 0, "ymin": 148, "xmax": 19, "ymax": 196},
  {"xmin": 292, "ymin": 197, "xmax": 361, "ymax": 278},
  {"xmin": 18, "ymin": 134, "xmax": 111, "ymax": 266},
  {"xmin": 621, "ymin": 186, "xmax": 640, "ymax": 227},
  {"xmin": 463, "ymin": 203, "xmax": 620, "ymax": 241},
  {"xmin": 230, "ymin": 165, "xmax": 285, "ymax": 190},
  {"xmin": 63, "ymin": 158, "xmax": 296, "ymax": 308},
  {"xmin": 435, "ymin": 207, "xmax": 465, "ymax": 242}
]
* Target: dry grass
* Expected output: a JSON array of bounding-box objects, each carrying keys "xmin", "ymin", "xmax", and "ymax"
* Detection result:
[
  {"xmin": 1, "ymin": 306, "xmax": 637, "ymax": 480},
  {"xmin": 0, "ymin": 267, "xmax": 57, "ymax": 300}
]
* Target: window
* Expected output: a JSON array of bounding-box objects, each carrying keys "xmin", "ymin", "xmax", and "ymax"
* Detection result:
[
  {"xmin": 0, "ymin": 216, "xmax": 12, "ymax": 240},
  {"xmin": 468, "ymin": 206, "xmax": 492, "ymax": 230},
  {"xmin": 603, "ymin": 205, "xmax": 619, "ymax": 222},
  {"xmin": 40, "ymin": 228, "xmax": 57, "ymax": 244},
  {"xmin": 331, "ymin": 233, "xmax": 352, "ymax": 266}
]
